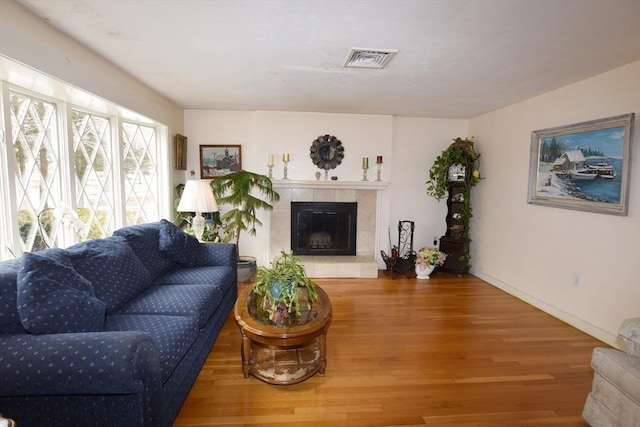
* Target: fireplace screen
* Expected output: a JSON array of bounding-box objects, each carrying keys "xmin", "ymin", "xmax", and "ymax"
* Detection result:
[{"xmin": 291, "ymin": 202, "xmax": 357, "ymax": 256}]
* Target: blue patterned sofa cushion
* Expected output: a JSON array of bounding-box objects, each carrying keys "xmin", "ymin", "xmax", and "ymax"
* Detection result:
[
  {"xmin": 16, "ymin": 252, "xmax": 106, "ymax": 334},
  {"xmin": 158, "ymin": 219, "xmax": 201, "ymax": 267},
  {"xmin": 1, "ymin": 248, "xmax": 79, "ymax": 334},
  {"xmin": 67, "ymin": 236, "xmax": 152, "ymax": 313},
  {"xmin": 0, "ymin": 258, "xmax": 25, "ymax": 333},
  {"xmin": 114, "ymin": 222, "xmax": 178, "ymax": 279},
  {"xmin": 154, "ymin": 265, "xmax": 236, "ymax": 287},
  {"xmin": 119, "ymin": 282, "xmax": 229, "ymax": 328},
  {"xmin": 105, "ymin": 314, "xmax": 199, "ymax": 383}
]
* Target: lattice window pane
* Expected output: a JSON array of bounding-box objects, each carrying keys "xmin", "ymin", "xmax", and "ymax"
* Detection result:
[
  {"xmin": 122, "ymin": 122, "xmax": 160, "ymax": 225},
  {"xmin": 10, "ymin": 91, "xmax": 61, "ymax": 252},
  {"xmin": 72, "ymin": 109, "xmax": 114, "ymax": 238}
]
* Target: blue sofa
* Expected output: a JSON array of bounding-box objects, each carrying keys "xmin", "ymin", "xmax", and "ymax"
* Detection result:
[{"xmin": 0, "ymin": 220, "xmax": 237, "ymax": 427}]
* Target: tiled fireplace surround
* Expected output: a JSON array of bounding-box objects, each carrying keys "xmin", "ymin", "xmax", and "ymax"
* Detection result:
[{"xmin": 269, "ymin": 180, "xmax": 388, "ymax": 278}]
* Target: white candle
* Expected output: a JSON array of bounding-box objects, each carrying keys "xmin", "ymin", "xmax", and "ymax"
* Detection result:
[
  {"xmin": 283, "ymin": 153, "xmax": 290, "ymax": 162},
  {"xmin": 362, "ymin": 157, "xmax": 369, "ymax": 169},
  {"xmin": 267, "ymin": 154, "xmax": 274, "ymax": 166}
]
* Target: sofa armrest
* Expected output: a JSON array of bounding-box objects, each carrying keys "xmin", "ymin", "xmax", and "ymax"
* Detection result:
[
  {"xmin": 619, "ymin": 318, "xmax": 640, "ymax": 357},
  {"xmin": 0, "ymin": 331, "xmax": 161, "ymax": 397},
  {"xmin": 197, "ymin": 242, "xmax": 237, "ymax": 267}
]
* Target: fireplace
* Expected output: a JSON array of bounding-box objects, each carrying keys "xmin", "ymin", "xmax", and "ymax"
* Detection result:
[{"xmin": 291, "ymin": 202, "xmax": 357, "ymax": 256}]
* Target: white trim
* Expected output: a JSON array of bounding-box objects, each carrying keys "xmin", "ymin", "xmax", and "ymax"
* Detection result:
[
  {"xmin": 474, "ymin": 270, "xmax": 618, "ymax": 348},
  {"xmin": 273, "ymin": 179, "xmax": 389, "ymax": 191}
]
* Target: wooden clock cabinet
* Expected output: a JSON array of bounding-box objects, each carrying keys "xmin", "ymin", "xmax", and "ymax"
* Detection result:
[{"xmin": 439, "ymin": 180, "xmax": 470, "ymax": 275}]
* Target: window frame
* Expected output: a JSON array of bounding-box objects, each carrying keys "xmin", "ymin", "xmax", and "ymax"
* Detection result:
[{"xmin": 0, "ymin": 72, "xmax": 170, "ymax": 260}]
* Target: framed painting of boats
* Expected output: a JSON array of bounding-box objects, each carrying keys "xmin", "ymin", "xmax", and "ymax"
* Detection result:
[{"xmin": 527, "ymin": 113, "xmax": 634, "ymax": 216}]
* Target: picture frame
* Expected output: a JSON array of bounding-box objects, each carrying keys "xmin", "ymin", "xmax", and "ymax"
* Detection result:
[
  {"xmin": 527, "ymin": 113, "xmax": 634, "ymax": 216},
  {"xmin": 200, "ymin": 144, "xmax": 242, "ymax": 178},
  {"xmin": 175, "ymin": 134, "xmax": 188, "ymax": 170}
]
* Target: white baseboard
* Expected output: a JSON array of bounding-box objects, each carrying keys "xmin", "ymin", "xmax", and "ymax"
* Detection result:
[{"xmin": 473, "ymin": 270, "xmax": 618, "ymax": 348}]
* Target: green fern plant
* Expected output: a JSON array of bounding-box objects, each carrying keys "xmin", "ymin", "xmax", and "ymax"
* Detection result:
[{"xmin": 209, "ymin": 170, "xmax": 280, "ymax": 260}]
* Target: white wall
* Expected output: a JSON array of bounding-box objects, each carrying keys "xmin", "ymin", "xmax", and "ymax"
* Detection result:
[
  {"xmin": 469, "ymin": 61, "xmax": 640, "ymax": 346},
  {"xmin": 184, "ymin": 110, "xmax": 394, "ymax": 265},
  {"xmin": 390, "ymin": 117, "xmax": 468, "ymax": 251},
  {"xmin": 184, "ymin": 109, "xmax": 469, "ymax": 267}
]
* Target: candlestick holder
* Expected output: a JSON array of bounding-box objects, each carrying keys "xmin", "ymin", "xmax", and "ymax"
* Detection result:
[
  {"xmin": 282, "ymin": 160, "xmax": 289, "ymax": 180},
  {"xmin": 376, "ymin": 163, "xmax": 382, "ymax": 181},
  {"xmin": 267, "ymin": 164, "xmax": 273, "ymax": 179},
  {"xmin": 362, "ymin": 166, "xmax": 369, "ymax": 181}
]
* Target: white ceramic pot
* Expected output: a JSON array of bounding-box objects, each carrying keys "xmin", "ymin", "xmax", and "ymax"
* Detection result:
[{"xmin": 415, "ymin": 264, "xmax": 436, "ymax": 279}]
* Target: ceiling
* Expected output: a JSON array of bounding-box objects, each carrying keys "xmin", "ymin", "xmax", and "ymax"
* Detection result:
[{"xmin": 15, "ymin": 0, "xmax": 640, "ymax": 119}]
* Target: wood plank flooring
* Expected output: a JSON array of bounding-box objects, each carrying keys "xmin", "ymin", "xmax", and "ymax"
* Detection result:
[{"xmin": 174, "ymin": 273, "xmax": 605, "ymax": 426}]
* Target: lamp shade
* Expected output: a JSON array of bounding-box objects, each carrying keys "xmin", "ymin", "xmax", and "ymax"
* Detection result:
[{"xmin": 177, "ymin": 180, "xmax": 218, "ymax": 213}]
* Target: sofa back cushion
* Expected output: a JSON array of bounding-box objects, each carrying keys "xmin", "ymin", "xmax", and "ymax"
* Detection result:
[
  {"xmin": 0, "ymin": 258, "xmax": 24, "ymax": 333},
  {"xmin": 17, "ymin": 252, "xmax": 106, "ymax": 334},
  {"xmin": 113, "ymin": 222, "xmax": 178, "ymax": 279},
  {"xmin": 158, "ymin": 219, "xmax": 201, "ymax": 267},
  {"xmin": 67, "ymin": 236, "xmax": 152, "ymax": 313},
  {"xmin": 0, "ymin": 248, "xmax": 74, "ymax": 334}
]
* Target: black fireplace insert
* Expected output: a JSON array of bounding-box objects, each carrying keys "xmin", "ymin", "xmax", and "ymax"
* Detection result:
[{"xmin": 291, "ymin": 202, "xmax": 357, "ymax": 256}]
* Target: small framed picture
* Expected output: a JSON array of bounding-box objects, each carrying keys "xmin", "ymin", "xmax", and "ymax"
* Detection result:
[
  {"xmin": 175, "ymin": 134, "xmax": 187, "ymax": 170},
  {"xmin": 200, "ymin": 145, "xmax": 242, "ymax": 178}
]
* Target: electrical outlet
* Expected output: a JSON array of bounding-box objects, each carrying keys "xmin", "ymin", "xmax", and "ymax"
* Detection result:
[{"xmin": 573, "ymin": 272, "xmax": 580, "ymax": 287}]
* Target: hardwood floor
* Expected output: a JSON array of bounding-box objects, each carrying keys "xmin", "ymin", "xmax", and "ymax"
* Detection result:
[{"xmin": 174, "ymin": 273, "xmax": 604, "ymax": 426}]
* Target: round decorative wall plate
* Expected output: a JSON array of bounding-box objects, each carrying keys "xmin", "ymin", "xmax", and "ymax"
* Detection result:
[{"xmin": 309, "ymin": 134, "xmax": 345, "ymax": 170}]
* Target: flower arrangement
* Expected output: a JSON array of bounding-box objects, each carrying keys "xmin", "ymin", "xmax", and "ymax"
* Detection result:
[{"xmin": 416, "ymin": 247, "xmax": 447, "ymax": 268}]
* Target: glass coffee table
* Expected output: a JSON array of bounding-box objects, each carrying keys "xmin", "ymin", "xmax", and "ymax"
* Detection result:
[{"xmin": 234, "ymin": 284, "xmax": 332, "ymax": 385}]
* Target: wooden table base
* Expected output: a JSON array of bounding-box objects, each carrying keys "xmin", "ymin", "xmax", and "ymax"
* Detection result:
[{"xmin": 235, "ymin": 284, "xmax": 332, "ymax": 385}]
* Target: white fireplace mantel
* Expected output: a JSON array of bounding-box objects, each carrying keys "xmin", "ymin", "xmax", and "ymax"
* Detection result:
[
  {"xmin": 268, "ymin": 179, "xmax": 388, "ymax": 278},
  {"xmin": 272, "ymin": 179, "xmax": 389, "ymax": 191}
]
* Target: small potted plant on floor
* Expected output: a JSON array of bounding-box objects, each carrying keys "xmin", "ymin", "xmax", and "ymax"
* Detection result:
[
  {"xmin": 251, "ymin": 251, "xmax": 318, "ymax": 326},
  {"xmin": 415, "ymin": 247, "xmax": 447, "ymax": 279}
]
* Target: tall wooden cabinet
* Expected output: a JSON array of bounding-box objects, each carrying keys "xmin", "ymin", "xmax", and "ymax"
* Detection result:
[
  {"xmin": 427, "ymin": 137, "xmax": 481, "ymax": 276},
  {"xmin": 439, "ymin": 180, "xmax": 470, "ymax": 275}
]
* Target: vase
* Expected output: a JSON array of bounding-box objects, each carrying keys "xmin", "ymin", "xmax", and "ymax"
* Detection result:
[
  {"xmin": 237, "ymin": 256, "xmax": 257, "ymax": 283},
  {"xmin": 415, "ymin": 264, "xmax": 436, "ymax": 279}
]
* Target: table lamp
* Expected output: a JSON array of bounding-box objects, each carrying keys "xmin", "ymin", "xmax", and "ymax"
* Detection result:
[{"xmin": 177, "ymin": 179, "xmax": 218, "ymax": 242}]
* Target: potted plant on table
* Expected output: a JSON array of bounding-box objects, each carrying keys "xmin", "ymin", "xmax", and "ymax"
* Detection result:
[
  {"xmin": 251, "ymin": 251, "xmax": 318, "ymax": 326},
  {"xmin": 415, "ymin": 247, "xmax": 447, "ymax": 279},
  {"xmin": 210, "ymin": 170, "xmax": 280, "ymax": 283}
]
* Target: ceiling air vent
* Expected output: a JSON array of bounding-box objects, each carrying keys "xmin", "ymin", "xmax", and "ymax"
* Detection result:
[{"xmin": 343, "ymin": 48, "xmax": 398, "ymax": 69}]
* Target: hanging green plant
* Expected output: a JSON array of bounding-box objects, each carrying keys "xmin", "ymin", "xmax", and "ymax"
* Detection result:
[{"xmin": 425, "ymin": 137, "xmax": 482, "ymax": 200}]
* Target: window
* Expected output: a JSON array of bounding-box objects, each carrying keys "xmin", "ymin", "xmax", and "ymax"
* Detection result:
[
  {"xmin": 10, "ymin": 91, "xmax": 61, "ymax": 254},
  {"xmin": 0, "ymin": 87, "xmax": 166, "ymax": 260},
  {"xmin": 72, "ymin": 109, "xmax": 115, "ymax": 239}
]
